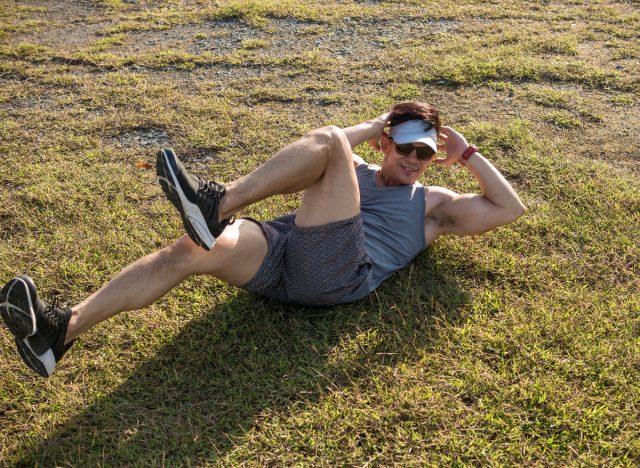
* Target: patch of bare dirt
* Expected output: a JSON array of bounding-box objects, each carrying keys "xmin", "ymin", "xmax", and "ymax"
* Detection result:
[
  {"xmin": 118, "ymin": 17, "xmax": 458, "ymax": 58},
  {"xmin": 7, "ymin": 0, "xmax": 116, "ymax": 51},
  {"xmin": 117, "ymin": 127, "xmax": 171, "ymax": 148}
]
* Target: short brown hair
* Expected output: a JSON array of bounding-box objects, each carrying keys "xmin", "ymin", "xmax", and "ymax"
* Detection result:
[{"xmin": 389, "ymin": 102, "xmax": 440, "ymax": 134}]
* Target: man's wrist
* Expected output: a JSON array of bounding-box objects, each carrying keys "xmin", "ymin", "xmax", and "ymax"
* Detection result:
[
  {"xmin": 376, "ymin": 113, "xmax": 390, "ymax": 125},
  {"xmin": 459, "ymin": 144, "xmax": 479, "ymax": 166}
]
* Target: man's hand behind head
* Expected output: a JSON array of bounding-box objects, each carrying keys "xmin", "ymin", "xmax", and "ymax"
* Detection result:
[
  {"xmin": 434, "ymin": 126, "xmax": 470, "ymax": 166},
  {"xmin": 367, "ymin": 112, "xmax": 391, "ymax": 151}
]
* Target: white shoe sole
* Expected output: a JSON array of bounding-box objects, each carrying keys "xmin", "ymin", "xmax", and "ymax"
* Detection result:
[
  {"xmin": 160, "ymin": 151, "xmax": 216, "ymax": 250},
  {"xmin": 16, "ymin": 336, "xmax": 56, "ymax": 377}
]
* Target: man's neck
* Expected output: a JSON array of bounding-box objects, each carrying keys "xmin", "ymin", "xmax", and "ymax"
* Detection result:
[{"xmin": 376, "ymin": 169, "xmax": 403, "ymax": 187}]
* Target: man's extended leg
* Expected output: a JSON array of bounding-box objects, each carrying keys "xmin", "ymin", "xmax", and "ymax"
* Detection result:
[
  {"xmin": 66, "ymin": 220, "xmax": 268, "ymax": 342},
  {"xmin": 0, "ymin": 220, "xmax": 267, "ymax": 377}
]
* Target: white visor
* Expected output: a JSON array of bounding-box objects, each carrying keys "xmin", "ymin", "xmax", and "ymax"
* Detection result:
[{"xmin": 388, "ymin": 119, "xmax": 438, "ymax": 153}]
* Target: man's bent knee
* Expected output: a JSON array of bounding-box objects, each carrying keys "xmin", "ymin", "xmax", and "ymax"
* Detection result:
[
  {"xmin": 307, "ymin": 125, "xmax": 350, "ymax": 164},
  {"xmin": 163, "ymin": 235, "xmax": 202, "ymax": 275},
  {"xmin": 166, "ymin": 222, "xmax": 267, "ymax": 285}
]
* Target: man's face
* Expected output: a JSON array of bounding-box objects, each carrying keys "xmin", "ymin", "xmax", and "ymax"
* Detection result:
[{"xmin": 379, "ymin": 135, "xmax": 433, "ymax": 186}]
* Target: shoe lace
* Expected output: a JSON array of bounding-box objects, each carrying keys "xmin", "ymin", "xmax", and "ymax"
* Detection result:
[
  {"xmin": 199, "ymin": 179, "xmax": 224, "ymax": 200},
  {"xmin": 43, "ymin": 297, "xmax": 65, "ymax": 327},
  {"xmin": 198, "ymin": 180, "xmax": 236, "ymax": 225}
]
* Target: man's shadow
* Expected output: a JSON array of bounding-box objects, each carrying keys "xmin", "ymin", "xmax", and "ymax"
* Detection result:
[{"xmin": 14, "ymin": 250, "xmax": 470, "ymax": 465}]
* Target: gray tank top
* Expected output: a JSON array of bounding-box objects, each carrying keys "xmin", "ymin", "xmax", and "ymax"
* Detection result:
[{"xmin": 339, "ymin": 161, "xmax": 426, "ymax": 303}]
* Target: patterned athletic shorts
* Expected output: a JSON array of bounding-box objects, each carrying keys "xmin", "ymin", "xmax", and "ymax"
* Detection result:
[{"xmin": 240, "ymin": 213, "xmax": 371, "ymax": 306}]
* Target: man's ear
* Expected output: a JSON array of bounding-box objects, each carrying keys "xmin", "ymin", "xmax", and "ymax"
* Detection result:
[{"xmin": 380, "ymin": 133, "xmax": 391, "ymax": 154}]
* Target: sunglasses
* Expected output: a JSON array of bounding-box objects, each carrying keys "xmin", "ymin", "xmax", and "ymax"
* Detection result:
[{"xmin": 390, "ymin": 138, "xmax": 435, "ymax": 161}]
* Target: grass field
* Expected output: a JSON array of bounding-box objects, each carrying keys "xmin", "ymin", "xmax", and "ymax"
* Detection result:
[{"xmin": 1, "ymin": 0, "xmax": 639, "ymax": 465}]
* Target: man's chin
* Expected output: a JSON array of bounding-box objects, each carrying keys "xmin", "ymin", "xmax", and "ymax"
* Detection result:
[
  {"xmin": 398, "ymin": 168, "xmax": 421, "ymax": 181},
  {"xmin": 396, "ymin": 173, "xmax": 419, "ymax": 185},
  {"xmin": 380, "ymin": 168, "xmax": 420, "ymax": 186}
]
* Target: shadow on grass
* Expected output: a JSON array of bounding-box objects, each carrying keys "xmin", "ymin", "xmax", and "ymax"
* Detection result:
[{"xmin": 15, "ymin": 250, "xmax": 469, "ymax": 465}]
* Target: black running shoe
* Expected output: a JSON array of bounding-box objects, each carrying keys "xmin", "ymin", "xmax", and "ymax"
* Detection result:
[
  {"xmin": 0, "ymin": 276, "xmax": 74, "ymax": 378},
  {"xmin": 156, "ymin": 148, "xmax": 233, "ymax": 250}
]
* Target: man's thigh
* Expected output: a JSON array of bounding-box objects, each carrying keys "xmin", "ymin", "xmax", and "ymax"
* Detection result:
[
  {"xmin": 295, "ymin": 128, "xmax": 360, "ymax": 227},
  {"xmin": 187, "ymin": 219, "xmax": 268, "ymax": 286}
]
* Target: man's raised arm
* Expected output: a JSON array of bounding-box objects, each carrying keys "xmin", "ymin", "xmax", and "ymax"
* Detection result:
[
  {"xmin": 428, "ymin": 126, "xmax": 526, "ymax": 236},
  {"xmin": 341, "ymin": 113, "xmax": 390, "ymax": 150}
]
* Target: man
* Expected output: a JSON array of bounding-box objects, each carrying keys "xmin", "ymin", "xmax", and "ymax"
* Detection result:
[{"xmin": 0, "ymin": 102, "xmax": 526, "ymax": 377}]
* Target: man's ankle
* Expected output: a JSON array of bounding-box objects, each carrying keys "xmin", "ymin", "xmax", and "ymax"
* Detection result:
[
  {"xmin": 217, "ymin": 186, "xmax": 235, "ymax": 222},
  {"xmin": 64, "ymin": 307, "xmax": 79, "ymax": 345}
]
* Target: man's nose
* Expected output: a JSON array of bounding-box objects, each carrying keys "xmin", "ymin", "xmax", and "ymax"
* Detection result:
[{"xmin": 406, "ymin": 150, "xmax": 419, "ymax": 161}]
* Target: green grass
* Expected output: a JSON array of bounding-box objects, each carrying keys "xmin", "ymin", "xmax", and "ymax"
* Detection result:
[
  {"xmin": 241, "ymin": 38, "xmax": 269, "ymax": 49},
  {"xmin": 1, "ymin": 0, "xmax": 639, "ymax": 465},
  {"xmin": 543, "ymin": 111, "xmax": 583, "ymax": 129}
]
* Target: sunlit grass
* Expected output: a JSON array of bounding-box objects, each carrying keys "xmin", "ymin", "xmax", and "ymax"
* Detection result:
[{"xmin": 0, "ymin": 0, "xmax": 639, "ymax": 465}]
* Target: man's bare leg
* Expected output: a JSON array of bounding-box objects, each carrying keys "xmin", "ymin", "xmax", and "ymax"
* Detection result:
[
  {"xmin": 65, "ymin": 220, "xmax": 267, "ymax": 342},
  {"xmin": 219, "ymin": 115, "xmax": 390, "ymax": 224},
  {"xmin": 218, "ymin": 125, "xmax": 361, "ymax": 224}
]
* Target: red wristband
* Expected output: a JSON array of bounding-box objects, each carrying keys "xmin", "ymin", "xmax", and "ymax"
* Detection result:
[{"xmin": 459, "ymin": 144, "xmax": 478, "ymax": 166}]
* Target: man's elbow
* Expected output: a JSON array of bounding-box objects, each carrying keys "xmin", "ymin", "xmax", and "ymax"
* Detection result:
[{"xmin": 507, "ymin": 201, "xmax": 527, "ymax": 223}]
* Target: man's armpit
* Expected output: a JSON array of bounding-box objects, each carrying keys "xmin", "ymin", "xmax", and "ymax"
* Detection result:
[{"xmin": 426, "ymin": 213, "xmax": 454, "ymax": 229}]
